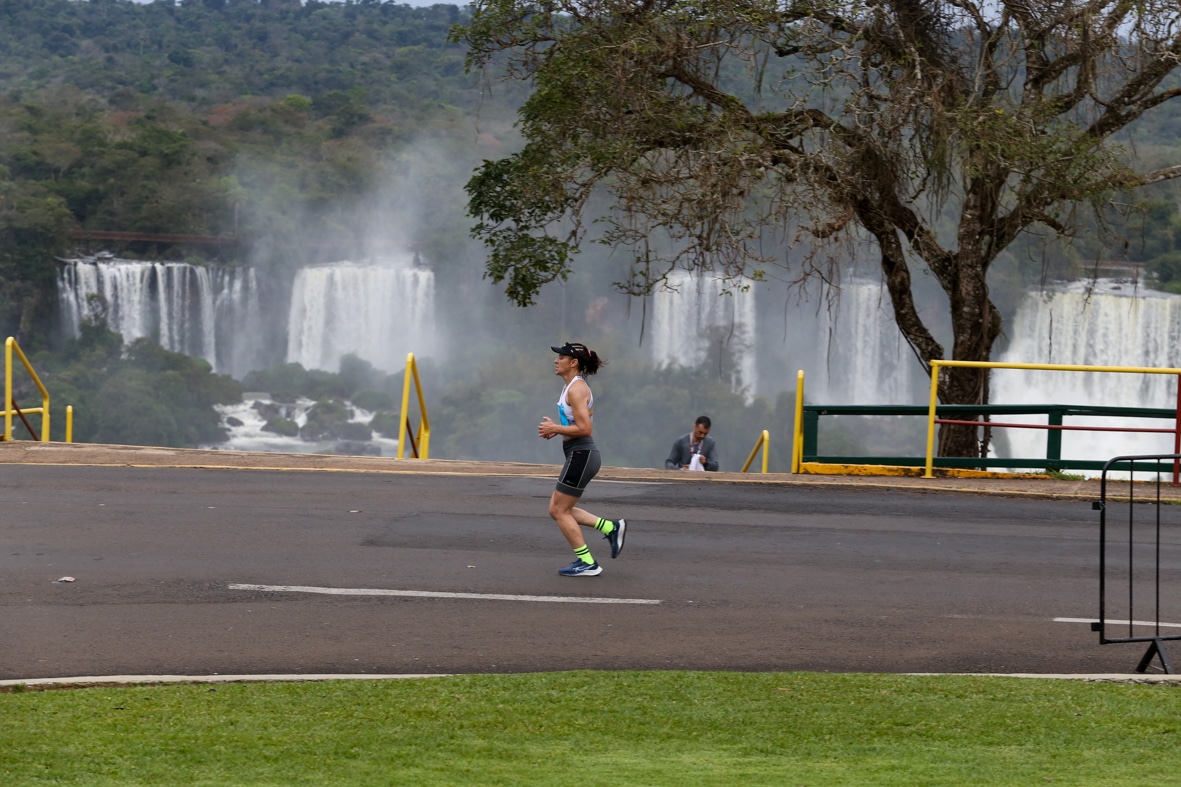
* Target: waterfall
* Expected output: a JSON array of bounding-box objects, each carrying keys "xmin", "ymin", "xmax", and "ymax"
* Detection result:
[
  {"xmin": 286, "ymin": 259, "xmax": 437, "ymax": 374},
  {"xmin": 649, "ymin": 271, "xmax": 757, "ymax": 392},
  {"xmin": 57, "ymin": 257, "xmax": 263, "ymax": 378},
  {"xmin": 647, "ymin": 275, "xmax": 926, "ymax": 403},
  {"xmin": 802, "ymin": 280, "xmax": 924, "ymax": 405},
  {"xmin": 994, "ymin": 281, "xmax": 1181, "ymax": 461}
]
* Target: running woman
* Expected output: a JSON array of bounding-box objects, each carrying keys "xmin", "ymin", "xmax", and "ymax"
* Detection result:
[{"xmin": 537, "ymin": 342, "xmax": 627, "ymax": 577}]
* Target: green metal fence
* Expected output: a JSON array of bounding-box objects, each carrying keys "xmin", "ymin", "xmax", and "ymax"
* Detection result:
[{"xmin": 801, "ymin": 403, "xmax": 1181, "ymax": 474}]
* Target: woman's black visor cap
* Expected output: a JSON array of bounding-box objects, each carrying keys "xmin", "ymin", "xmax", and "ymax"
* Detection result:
[{"xmin": 551, "ymin": 343, "xmax": 584, "ymax": 357}]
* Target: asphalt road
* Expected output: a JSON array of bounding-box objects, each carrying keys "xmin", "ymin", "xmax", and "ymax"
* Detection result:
[{"xmin": 3, "ymin": 463, "xmax": 1178, "ymax": 680}]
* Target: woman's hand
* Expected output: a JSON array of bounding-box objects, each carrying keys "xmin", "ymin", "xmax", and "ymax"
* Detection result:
[{"xmin": 538, "ymin": 416, "xmax": 558, "ymax": 439}]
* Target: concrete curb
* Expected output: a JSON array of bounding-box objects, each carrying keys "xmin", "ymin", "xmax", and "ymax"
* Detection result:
[
  {"xmin": 907, "ymin": 673, "xmax": 1181, "ymax": 683},
  {"xmin": 3, "ymin": 672, "xmax": 1178, "ymax": 690},
  {"xmin": 0, "ymin": 674, "xmax": 451, "ymax": 690},
  {"xmin": 4, "ymin": 441, "xmax": 1176, "ymax": 502}
]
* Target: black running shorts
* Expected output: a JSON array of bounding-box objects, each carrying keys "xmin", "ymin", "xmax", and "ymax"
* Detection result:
[{"xmin": 556, "ymin": 436, "xmax": 601, "ymax": 497}]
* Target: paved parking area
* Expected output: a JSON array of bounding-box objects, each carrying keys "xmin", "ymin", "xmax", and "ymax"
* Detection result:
[{"xmin": 3, "ymin": 444, "xmax": 1180, "ymax": 685}]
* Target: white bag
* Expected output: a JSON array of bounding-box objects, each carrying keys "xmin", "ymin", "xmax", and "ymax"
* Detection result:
[{"xmin": 688, "ymin": 453, "xmax": 705, "ymax": 471}]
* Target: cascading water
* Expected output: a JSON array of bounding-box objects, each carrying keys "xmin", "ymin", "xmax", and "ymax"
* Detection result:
[
  {"xmin": 214, "ymin": 396, "xmax": 399, "ymax": 456},
  {"xmin": 285, "ymin": 258, "xmax": 437, "ymax": 374},
  {"xmin": 52, "ymin": 248, "xmax": 1181, "ymax": 468},
  {"xmin": 649, "ymin": 270, "xmax": 758, "ymax": 393},
  {"xmin": 647, "ymin": 275, "xmax": 926, "ymax": 404},
  {"xmin": 57, "ymin": 256, "xmax": 264, "ymax": 378},
  {"xmin": 994, "ymin": 280, "xmax": 1181, "ymax": 463},
  {"xmin": 799, "ymin": 280, "xmax": 925, "ymax": 405}
]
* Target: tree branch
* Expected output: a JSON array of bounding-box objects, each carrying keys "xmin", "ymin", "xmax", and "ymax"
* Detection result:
[{"xmin": 1139, "ymin": 164, "xmax": 1181, "ymax": 186}]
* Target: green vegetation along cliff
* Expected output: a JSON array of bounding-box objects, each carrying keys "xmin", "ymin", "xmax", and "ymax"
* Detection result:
[{"xmin": 0, "ymin": 0, "xmax": 526, "ymax": 344}]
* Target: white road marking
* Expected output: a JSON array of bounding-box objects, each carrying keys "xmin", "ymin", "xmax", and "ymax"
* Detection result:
[
  {"xmin": 229, "ymin": 583, "xmax": 662, "ymax": 605},
  {"xmin": 1055, "ymin": 617, "xmax": 1181, "ymax": 629},
  {"xmin": 591, "ymin": 479, "xmax": 669, "ymax": 485},
  {"xmin": 520, "ymin": 477, "xmax": 668, "ymax": 486}
]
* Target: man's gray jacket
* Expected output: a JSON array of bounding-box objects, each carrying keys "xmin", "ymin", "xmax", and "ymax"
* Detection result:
[{"xmin": 664, "ymin": 433, "xmax": 719, "ymax": 471}]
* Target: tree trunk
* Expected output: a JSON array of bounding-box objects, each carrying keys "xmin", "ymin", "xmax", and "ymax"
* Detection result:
[
  {"xmin": 937, "ymin": 258, "xmax": 1003, "ymax": 460},
  {"xmin": 872, "ymin": 214, "xmax": 1004, "ymax": 460}
]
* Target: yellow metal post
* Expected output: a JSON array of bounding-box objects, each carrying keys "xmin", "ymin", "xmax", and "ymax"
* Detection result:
[
  {"xmin": 397, "ymin": 353, "xmax": 414, "ymax": 459},
  {"xmin": 397, "ymin": 352, "xmax": 431, "ymax": 460},
  {"xmin": 4, "ymin": 337, "xmax": 11, "ymax": 441},
  {"xmin": 925, "ymin": 361, "xmax": 941, "ymax": 478},
  {"xmin": 4, "ymin": 336, "xmax": 51, "ymax": 442},
  {"xmin": 741, "ymin": 430, "xmax": 769, "ymax": 473},
  {"xmin": 66, "ymin": 405, "xmax": 73, "ymax": 443},
  {"xmin": 4, "ymin": 333, "xmax": 61, "ymax": 441},
  {"xmin": 792, "ymin": 370, "xmax": 804, "ymax": 473},
  {"xmin": 415, "ymin": 364, "xmax": 431, "ymax": 459}
]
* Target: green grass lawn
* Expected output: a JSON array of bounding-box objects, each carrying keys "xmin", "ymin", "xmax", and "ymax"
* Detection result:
[{"xmin": 2, "ymin": 671, "xmax": 1179, "ymax": 785}]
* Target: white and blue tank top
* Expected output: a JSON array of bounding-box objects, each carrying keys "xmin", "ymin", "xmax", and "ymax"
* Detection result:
[{"xmin": 557, "ymin": 375, "xmax": 593, "ymax": 427}]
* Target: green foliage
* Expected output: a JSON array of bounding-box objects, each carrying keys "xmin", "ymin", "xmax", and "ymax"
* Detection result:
[
  {"xmin": 370, "ymin": 410, "xmax": 400, "ymax": 437},
  {"xmin": 241, "ymin": 362, "xmax": 351, "ymax": 401},
  {"xmin": 1125, "ymin": 199, "xmax": 1181, "ymax": 263},
  {"xmin": 1148, "ymin": 250, "xmax": 1181, "ymax": 288},
  {"xmin": 93, "ymin": 369, "xmax": 185, "ymax": 447},
  {"xmin": 241, "ymin": 362, "xmax": 309, "ymax": 399},
  {"xmin": 30, "ymin": 326, "xmax": 243, "ymax": 447},
  {"xmin": 125, "ymin": 338, "xmax": 241, "ymax": 405},
  {"xmin": 0, "ymin": 1, "xmax": 476, "ymax": 112},
  {"xmin": 338, "ymin": 354, "xmax": 386, "ymax": 397},
  {"xmin": 465, "ymin": 151, "xmax": 580, "ymax": 305},
  {"xmin": 1141, "ymin": 200, "xmax": 1181, "ymax": 291},
  {"xmin": 243, "ymin": 354, "xmax": 414, "ymax": 407},
  {"xmin": 261, "ymin": 417, "xmax": 299, "ymax": 437},
  {"xmin": 280, "ymin": 94, "xmax": 312, "ymax": 113},
  {"xmin": 0, "ymin": 178, "xmax": 77, "ymax": 342},
  {"xmin": 352, "ymin": 389, "xmax": 395, "ymax": 412},
  {"xmin": 338, "ymin": 420, "xmax": 374, "ymax": 441},
  {"xmin": 0, "ymin": 0, "xmax": 526, "ymax": 340},
  {"xmin": 299, "ymin": 398, "xmax": 349, "ymax": 440}
]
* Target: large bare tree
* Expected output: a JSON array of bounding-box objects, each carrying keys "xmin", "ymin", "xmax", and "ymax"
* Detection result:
[{"xmin": 454, "ymin": 0, "xmax": 1181, "ymax": 457}]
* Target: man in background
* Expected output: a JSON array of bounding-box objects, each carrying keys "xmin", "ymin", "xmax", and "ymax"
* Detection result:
[{"xmin": 665, "ymin": 415, "xmax": 719, "ymax": 471}]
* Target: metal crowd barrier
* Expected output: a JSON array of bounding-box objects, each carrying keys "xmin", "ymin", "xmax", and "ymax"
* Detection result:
[{"xmin": 1093, "ymin": 453, "xmax": 1181, "ymax": 673}]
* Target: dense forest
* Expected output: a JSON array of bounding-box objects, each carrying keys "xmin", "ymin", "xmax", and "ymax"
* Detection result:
[
  {"xmin": 3, "ymin": 0, "xmax": 1181, "ymax": 469},
  {"xmin": 0, "ymin": 0, "xmax": 527, "ymax": 344}
]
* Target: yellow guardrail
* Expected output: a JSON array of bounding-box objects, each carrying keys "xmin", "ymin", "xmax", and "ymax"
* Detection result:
[
  {"xmin": 741, "ymin": 429, "xmax": 770, "ymax": 473},
  {"xmin": 925, "ymin": 360, "xmax": 1181, "ymax": 478},
  {"xmin": 792, "ymin": 369, "xmax": 805, "ymax": 473},
  {"xmin": 4, "ymin": 336, "xmax": 52, "ymax": 442},
  {"xmin": 396, "ymin": 352, "xmax": 430, "ymax": 459}
]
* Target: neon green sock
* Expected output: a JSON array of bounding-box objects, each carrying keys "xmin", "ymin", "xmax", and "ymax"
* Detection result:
[
  {"xmin": 573, "ymin": 544, "xmax": 595, "ymax": 565},
  {"xmin": 594, "ymin": 517, "xmax": 615, "ymax": 535}
]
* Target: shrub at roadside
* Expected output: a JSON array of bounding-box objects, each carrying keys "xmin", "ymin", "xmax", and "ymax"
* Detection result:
[{"xmin": 29, "ymin": 321, "xmax": 242, "ymax": 447}]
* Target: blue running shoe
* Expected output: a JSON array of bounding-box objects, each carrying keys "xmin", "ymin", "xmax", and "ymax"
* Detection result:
[
  {"xmin": 603, "ymin": 518, "xmax": 627, "ymax": 559},
  {"xmin": 558, "ymin": 559, "xmax": 602, "ymax": 577}
]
